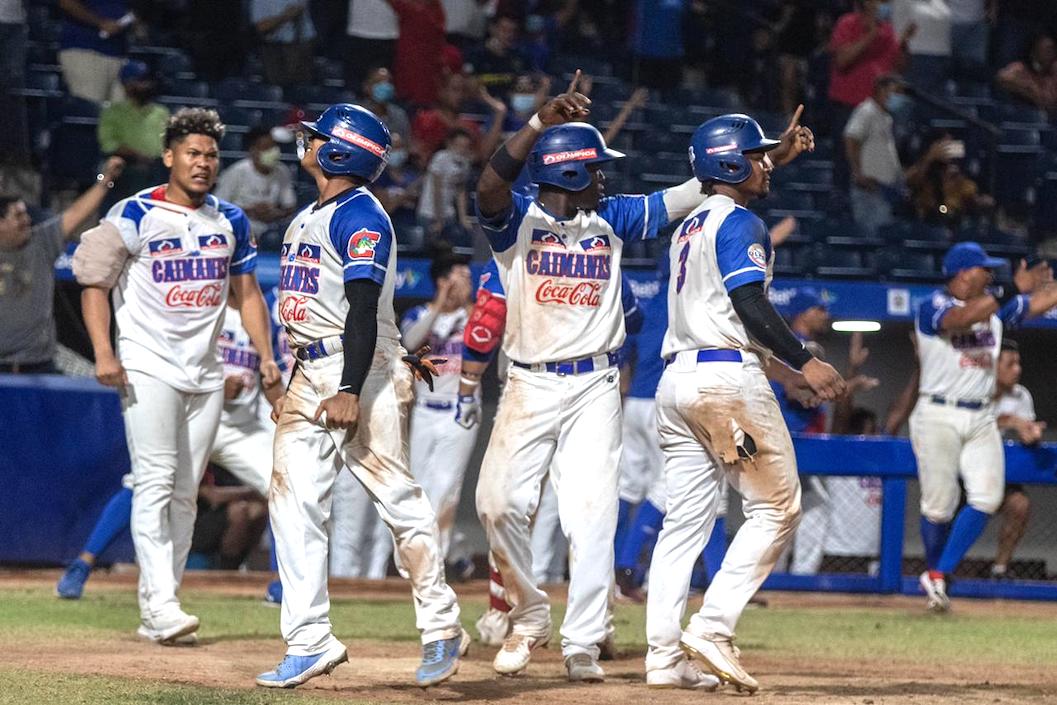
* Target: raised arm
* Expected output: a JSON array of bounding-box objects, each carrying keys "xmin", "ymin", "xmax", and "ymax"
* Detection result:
[
  {"xmin": 476, "ymin": 71, "xmax": 592, "ymax": 218},
  {"xmin": 60, "ymin": 157, "xmax": 125, "ymax": 239}
]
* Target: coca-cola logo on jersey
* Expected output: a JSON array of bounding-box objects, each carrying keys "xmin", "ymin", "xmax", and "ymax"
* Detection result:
[
  {"xmin": 280, "ymin": 295, "xmax": 310, "ymax": 322},
  {"xmin": 165, "ymin": 283, "xmax": 222, "ymax": 308},
  {"xmin": 535, "ymin": 280, "xmax": 602, "ymax": 307}
]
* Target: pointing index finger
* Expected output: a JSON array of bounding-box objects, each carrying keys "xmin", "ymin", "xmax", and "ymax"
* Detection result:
[
  {"xmin": 566, "ymin": 69, "xmax": 582, "ymax": 95},
  {"xmin": 786, "ymin": 104, "xmax": 804, "ymax": 133}
]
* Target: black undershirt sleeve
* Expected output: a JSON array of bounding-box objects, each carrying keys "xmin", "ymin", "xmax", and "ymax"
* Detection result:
[
  {"xmin": 729, "ymin": 281, "xmax": 814, "ymax": 370},
  {"xmin": 339, "ymin": 279, "xmax": 381, "ymax": 394}
]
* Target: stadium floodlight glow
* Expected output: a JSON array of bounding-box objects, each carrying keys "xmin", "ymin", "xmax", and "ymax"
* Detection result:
[{"xmin": 832, "ymin": 320, "xmax": 881, "ymax": 333}]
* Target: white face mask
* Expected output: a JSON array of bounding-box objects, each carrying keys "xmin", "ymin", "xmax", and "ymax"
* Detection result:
[
  {"xmin": 258, "ymin": 146, "xmax": 281, "ymax": 168},
  {"xmin": 510, "ymin": 93, "xmax": 536, "ymax": 115},
  {"xmin": 388, "ymin": 148, "xmax": 408, "ymax": 168}
]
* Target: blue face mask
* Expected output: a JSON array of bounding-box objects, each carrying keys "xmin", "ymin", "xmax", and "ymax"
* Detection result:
[
  {"xmin": 886, "ymin": 91, "xmax": 909, "ymax": 114},
  {"xmin": 387, "ymin": 148, "xmax": 408, "ymax": 169},
  {"xmin": 875, "ymin": 2, "xmax": 892, "ymax": 22},
  {"xmin": 510, "ymin": 93, "xmax": 536, "ymax": 115},
  {"xmin": 371, "ymin": 81, "xmax": 395, "ymax": 103}
]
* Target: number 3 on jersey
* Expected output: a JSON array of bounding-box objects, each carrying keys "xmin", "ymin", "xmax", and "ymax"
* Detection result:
[{"xmin": 676, "ymin": 241, "xmax": 690, "ymax": 293}]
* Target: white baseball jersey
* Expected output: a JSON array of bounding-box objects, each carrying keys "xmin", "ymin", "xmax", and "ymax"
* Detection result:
[
  {"xmin": 399, "ymin": 305, "xmax": 468, "ymax": 402},
  {"xmin": 278, "ymin": 187, "xmax": 399, "ymax": 348},
  {"xmin": 477, "ymin": 190, "xmax": 668, "ymax": 363},
  {"xmin": 661, "ymin": 194, "xmax": 773, "ymax": 359},
  {"xmin": 995, "ymin": 383, "xmax": 1035, "ymax": 421},
  {"xmin": 914, "ymin": 292, "xmax": 1029, "ymax": 402},
  {"xmin": 217, "ymin": 306, "xmax": 263, "ymax": 427},
  {"xmin": 104, "ymin": 186, "xmax": 257, "ymax": 393}
]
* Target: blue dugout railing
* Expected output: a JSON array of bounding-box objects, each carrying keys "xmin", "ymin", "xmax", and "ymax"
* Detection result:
[{"xmin": 765, "ymin": 434, "xmax": 1057, "ymax": 601}]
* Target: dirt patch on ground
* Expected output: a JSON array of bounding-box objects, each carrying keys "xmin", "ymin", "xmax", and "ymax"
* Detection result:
[{"xmin": 6, "ymin": 571, "xmax": 1057, "ymax": 704}]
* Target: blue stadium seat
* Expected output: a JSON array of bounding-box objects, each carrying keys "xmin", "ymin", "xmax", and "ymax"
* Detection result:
[
  {"xmin": 1000, "ymin": 126, "xmax": 1042, "ymax": 146},
  {"xmin": 220, "ymin": 106, "xmax": 264, "ymax": 129},
  {"xmin": 162, "ymin": 78, "xmax": 210, "ymax": 100},
  {"xmin": 766, "ymin": 190, "xmax": 815, "ymax": 211},
  {"xmin": 284, "ymin": 84, "xmax": 350, "ymax": 107},
  {"xmin": 26, "ymin": 41, "xmax": 58, "ymax": 67},
  {"xmin": 880, "ymin": 250, "xmax": 940, "ymax": 281},
  {"xmin": 993, "ymin": 145, "xmax": 1044, "ymax": 207},
  {"xmin": 25, "ymin": 71, "xmax": 61, "ymax": 93},
  {"xmin": 772, "ymin": 246, "xmax": 805, "ymax": 276},
  {"xmin": 157, "ymin": 51, "xmax": 194, "ymax": 78},
  {"xmin": 807, "ymin": 243, "xmax": 876, "ymax": 278},
  {"xmin": 48, "ymin": 117, "xmax": 101, "ymax": 185},
  {"xmin": 215, "ymin": 78, "xmax": 284, "ymax": 104}
]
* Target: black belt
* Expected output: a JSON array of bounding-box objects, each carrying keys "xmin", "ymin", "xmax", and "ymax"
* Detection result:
[{"xmin": 929, "ymin": 395, "xmax": 985, "ymax": 411}]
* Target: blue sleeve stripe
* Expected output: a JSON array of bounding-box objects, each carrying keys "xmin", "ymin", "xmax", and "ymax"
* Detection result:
[
  {"xmin": 344, "ymin": 261, "xmax": 387, "ymax": 272},
  {"xmin": 231, "ymin": 253, "xmax": 256, "ymax": 267},
  {"xmin": 723, "ymin": 270, "xmax": 766, "ymax": 292},
  {"xmin": 230, "ymin": 260, "xmax": 257, "ymax": 274},
  {"xmin": 932, "ymin": 304, "xmax": 954, "ymax": 330},
  {"xmin": 721, "ymin": 265, "xmax": 766, "ymax": 282},
  {"xmin": 641, "ymin": 194, "xmax": 649, "ymax": 241}
]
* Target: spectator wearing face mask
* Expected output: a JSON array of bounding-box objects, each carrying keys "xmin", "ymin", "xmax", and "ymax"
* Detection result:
[
  {"xmin": 361, "ymin": 66, "xmax": 411, "ymax": 143},
  {"xmin": 214, "ymin": 125, "xmax": 297, "ymax": 247},
  {"xmin": 97, "ymin": 60, "xmax": 169, "ymax": 207},
  {"xmin": 504, "ymin": 74, "xmax": 550, "ymax": 131},
  {"xmin": 843, "ymin": 74, "xmax": 907, "ymax": 236}
]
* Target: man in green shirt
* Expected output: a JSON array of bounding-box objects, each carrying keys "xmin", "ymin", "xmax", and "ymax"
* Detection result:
[{"xmin": 98, "ymin": 60, "xmax": 169, "ymax": 207}]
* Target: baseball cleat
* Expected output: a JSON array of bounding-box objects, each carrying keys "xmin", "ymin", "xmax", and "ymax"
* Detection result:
[
  {"xmin": 136, "ymin": 611, "xmax": 200, "ymax": 646},
  {"xmin": 255, "ymin": 642, "xmax": 348, "ymax": 688},
  {"xmin": 416, "ymin": 631, "xmax": 466, "ymax": 687},
  {"xmin": 919, "ymin": 571, "xmax": 951, "ymax": 613},
  {"xmin": 264, "ymin": 579, "xmax": 283, "ymax": 606},
  {"xmin": 680, "ymin": 632, "xmax": 759, "ymax": 694},
  {"xmin": 458, "ymin": 627, "xmax": 471, "ymax": 657},
  {"xmin": 475, "ymin": 608, "xmax": 510, "ymax": 647},
  {"xmin": 56, "ymin": 559, "xmax": 92, "ymax": 600},
  {"xmin": 493, "ymin": 631, "xmax": 550, "ymax": 675},
  {"xmin": 646, "ymin": 657, "xmax": 721, "ymax": 690},
  {"xmin": 565, "ymin": 653, "xmax": 605, "ymax": 683}
]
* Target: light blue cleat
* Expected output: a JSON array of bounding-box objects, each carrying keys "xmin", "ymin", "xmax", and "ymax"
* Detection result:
[
  {"xmin": 415, "ymin": 630, "xmax": 467, "ymax": 687},
  {"xmin": 255, "ymin": 643, "xmax": 348, "ymax": 688},
  {"xmin": 56, "ymin": 559, "xmax": 91, "ymax": 600}
]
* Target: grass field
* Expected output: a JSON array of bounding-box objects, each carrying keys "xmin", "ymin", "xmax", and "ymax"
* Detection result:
[{"xmin": 1, "ymin": 571, "xmax": 1056, "ymax": 704}]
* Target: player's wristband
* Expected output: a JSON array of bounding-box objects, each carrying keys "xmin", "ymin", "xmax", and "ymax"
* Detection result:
[
  {"xmin": 528, "ymin": 113, "xmax": 544, "ymax": 132},
  {"xmin": 460, "ymin": 375, "xmax": 480, "ymax": 388},
  {"xmin": 489, "ymin": 144, "xmax": 526, "ymax": 182}
]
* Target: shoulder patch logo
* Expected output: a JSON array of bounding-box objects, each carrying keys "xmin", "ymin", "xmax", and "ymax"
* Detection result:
[
  {"xmin": 747, "ymin": 243, "xmax": 767, "ymax": 268},
  {"xmin": 348, "ymin": 228, "xmax": 381, "ymax": 260}
]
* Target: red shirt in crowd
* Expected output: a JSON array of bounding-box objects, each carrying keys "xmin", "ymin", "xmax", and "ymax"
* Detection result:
[
  {"xmin": 828, "ymin": 12, "xmax": 901, "ymax": 107},
  {"xmin": 389, "ymin": 0, "xmax": 447, "ymax": 107},
  {"xmin": 412, "ymin": 110, "xmax": 482, "ymax": 158}
]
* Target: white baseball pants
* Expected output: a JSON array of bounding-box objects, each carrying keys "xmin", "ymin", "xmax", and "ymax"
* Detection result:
[
  {"xmin": 409, "ymin": 402, "xmax": 480, "ymax": 559},
  {"xmin": 270, "ymin": 342, "xmax": 461, "ymax": 655},
  {"xmin": 530, "ymin": 479, "xmax": 567, "ymax": 584},
  {"xmin": 123, "ymin": 371, "xmax": 224, "ymax": 625},
  {"xmin": 476, "ymin": 365, "xmax": 621, "ymax": 659},
  {"xmin": 910, "ymin": 400, "xmax": 1004, "ymax": 521},
  {"xmin": 329, "ymin": 470, "xmax": 392, "ymax": 578},
  {"xmin": 210, "ymin": 415, "xmax": 274, "ymax": 497},
  {"xmin": 646, "ymin": 352, "xmax": 801, "ymax": 671},
  {"xmin": 619, "ymin": 396, "xmax": 665, "ymax": 504}
]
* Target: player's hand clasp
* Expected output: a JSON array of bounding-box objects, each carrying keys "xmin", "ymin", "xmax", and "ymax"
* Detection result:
[{"xmin": 402, "ymin": 345, "xmax": 445, "ymax": 392}]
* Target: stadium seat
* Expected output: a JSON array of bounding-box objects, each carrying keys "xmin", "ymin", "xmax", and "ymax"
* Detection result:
[
  {"xmin": 48, "ymin": 117, "xmax": 101, "ymax": 185},
  {"xmin": 162, "ymin": 78, "xmax": 211, "ymax": 100},
  {"xmin": 879, "ymin": 250, "xmax": 940, "ymax": 281},
  {"xmin": 809, "ymin": 243, "xmax": 876, "ymax": 278},
  {"xmin": 220, "ymin": 106, "xmax": 264, "ymax": 130},
  {"xmin": 25, "ymin": 71, "xmax": 61, "ymax": 93},
  {"xmin": 993, "ymin": 145, "xmax": 1044, "ymax": 207},
  {"xmin": 215, "ymin": 78, "xmax": 284, "ymax": 104},
  {"xmin": 157, "ymin": 51, "xmax": 194, "ymax": 79},
  {"xmin": 772, "ymin": 246, "xmax": 805, "ymax": 277}
]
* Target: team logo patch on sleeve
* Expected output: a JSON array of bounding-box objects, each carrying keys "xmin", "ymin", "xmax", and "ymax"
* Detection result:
[
  {"xmin": 148, "ymin": 238, "xmax": 183, "ymax": 256},
  {"xmin": 296, "ymin": 243, "xmax": 321, "ymax": 264},
  {"xmin": 348, "ymin": 228, "xmax": 381, "ymax": 260},
  {"xmin": 579, "ymin": 235, "xmax": 611, "ymax": 252},
  {"xmin": 747, "ymin": 243, "xmax": 768, "ymax": 268},
  {"xmin": 197, "ymin": 234, "xmax": 228, "ymax": 251}
]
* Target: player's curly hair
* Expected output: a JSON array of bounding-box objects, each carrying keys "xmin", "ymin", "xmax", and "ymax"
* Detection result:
[{"xmin": 163, "ymin": 108, "xmax": 225, "ymax": 148}]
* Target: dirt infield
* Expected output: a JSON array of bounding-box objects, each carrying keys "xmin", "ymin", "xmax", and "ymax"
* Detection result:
[{"xmin": 4, "ymin": 570, "xmax": 1057, "ymax": 704}]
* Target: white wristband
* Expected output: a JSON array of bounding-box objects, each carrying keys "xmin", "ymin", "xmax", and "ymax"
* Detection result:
[
  {"xmin": 460, "ymin": 376, "xmax": 480, "ymax": 388},
  {"xmin": 528, "ymin": 113, "xmax": 544, "ymax": 132}
]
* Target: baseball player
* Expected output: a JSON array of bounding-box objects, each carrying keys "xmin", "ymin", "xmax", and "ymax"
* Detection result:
[
  {"xmin": 645, "ymin": 113, "xmax": 845, "ymax": 693},
  {"xmin": 257, "ymin": 104, "xmax": 465, "ymax": 689},
  {"xmin": 457, "ymin": 260, "xmax": 628, "ymax": 659},
  {"xmin": 56, "ymin": 302, "xmax": 283, "ymax": 607},
  {"xmin": 472, "ymin": 71, "xmax": 709, "ymax": 682},
  {"xmin": 72, "ymin": 108, "xmax": 280, "ymax": 645},
  {"xmin": 914, "ymin": 244, "xmax": 1057, "ymax": 612},
  {"xmin": 991, "ymin": 338, "xmax": 1042, "ymax": 578}
]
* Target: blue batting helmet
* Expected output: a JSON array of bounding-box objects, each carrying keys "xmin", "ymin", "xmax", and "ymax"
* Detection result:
[
  {"xmin": 301, "ymin": 103, "xmax": 391, "ymax": 182},
  {"xmin": 527, "ymin": 123, "xmax": 625, "ymax": 191},
  {"xmin": 689, "ymin": 114, "xmax": 780, "ymax": 184}
]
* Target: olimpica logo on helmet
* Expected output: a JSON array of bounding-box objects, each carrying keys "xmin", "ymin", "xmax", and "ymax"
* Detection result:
[
  {"xmin": 301, "ymin": 103, "xmax": 391, "ymax": 183},
  {"xmin": 689, "ymin": 114, "xmax": 780, "ymax": 185},
  {"xmin": 528, "ymin": 123, "xmax": 625, "ymax": 191}
]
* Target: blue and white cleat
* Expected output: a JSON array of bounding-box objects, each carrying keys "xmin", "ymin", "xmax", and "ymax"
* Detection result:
[
  {"xmin": 264, "ymin": 579, "xmax": 283, "ymax": 606},
  {"xmin": 416, "ymin": 630, "xmax": 467, "ymax": 687},
  {"xmin": 56, "ymin": 559, "xmax": 92, "ymax": 599},
  {"xmin": 256, "ymin": 643, "xmax": 348, "ymax": 688}
]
